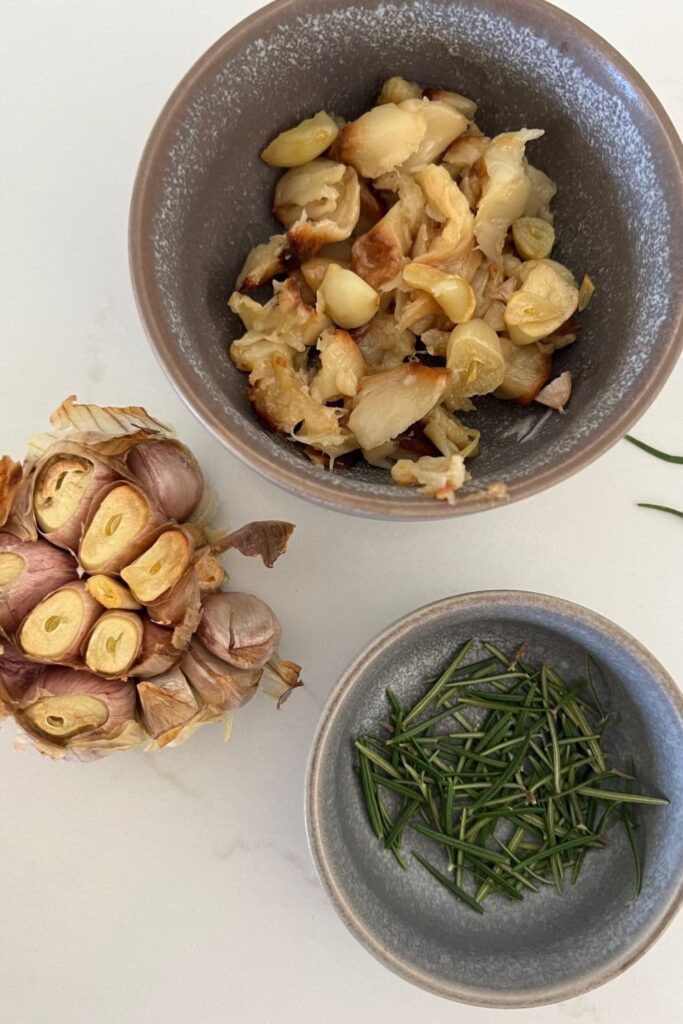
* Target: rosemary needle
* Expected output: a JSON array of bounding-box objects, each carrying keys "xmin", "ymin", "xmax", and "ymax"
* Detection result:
[
  {"xmin": 353, "ymin": 640, "xmax": 668, "ymax": 914},
  {"xmin": 625, "ymin": 436, "xmax": 683, "ymax": 463},
  {"xmin": 637, "ymin": 503, "xmax": 683, "ymax": 520}
]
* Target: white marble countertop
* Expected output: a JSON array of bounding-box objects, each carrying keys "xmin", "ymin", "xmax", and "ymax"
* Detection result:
[{"xmin": 2, "ymin": 1, "xmax": 682, "ymax": 1021}]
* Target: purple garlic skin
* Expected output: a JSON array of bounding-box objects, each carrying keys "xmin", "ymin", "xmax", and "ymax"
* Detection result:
[
  {"xmin": 197, "ymin": 592, "xmax": 282, "ymax": 670},
  {"xmin": 0, "ymin": 643, "xmax": 44, "ymax": 701},
  {"xmin": 0, "ymin": 533, "xmax": 78, "ymax": 634},
  {"xmin": 21, "ymin": 666, "xmax": 137, "ymax": 736},
  {"xmin": 127, "ymin": 440, "xmax": 204, "ymax": 522}
]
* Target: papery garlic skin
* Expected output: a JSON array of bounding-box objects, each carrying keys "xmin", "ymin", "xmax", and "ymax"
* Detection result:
[
  {"xmin": 126, "ymin": 440, "xmax": 204, "ymax": 523},
  {"xmin": 197, "ymin": 592, "xmax": 282, "ymax": 670},
  {"xmin": 137, "ymin": 666, "xmax": 200, "ymax": 744},
  {"xmin": 181, "ymin": 640, "xmax": 262, "ymax": 710},
  {"xmin": 0, "ymin": 642, "xmax": 44, "ymax": 702},
  {"xmin": 129, "ymin": 619, "xmax": 182, "ymax": 678},
  {"xmin": 0, "ymin": 533, "xmax": 78, "ymax": 635}
]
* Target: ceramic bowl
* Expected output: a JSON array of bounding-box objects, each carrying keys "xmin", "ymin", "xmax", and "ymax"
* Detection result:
[
  {"xmin": 305, "ymin": 592, "xmax": 683, "ymax": 1005},
  {"xmin": 130, "ymin": 0, "xmax": 683, "ymax": 519}
]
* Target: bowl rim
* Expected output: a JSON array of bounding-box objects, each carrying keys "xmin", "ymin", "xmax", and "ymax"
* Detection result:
[
  {"xmin": 129, "ymin": 0, "xmax": 683, "ymax": 520},
  {"xmin": 305, "ymin": 589, "xmax": 683, "ymax": 1006}
]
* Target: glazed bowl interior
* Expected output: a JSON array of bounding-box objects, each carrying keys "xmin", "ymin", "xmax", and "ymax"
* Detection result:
[
  {"xmin": 130, "ymin": 0, "xmax": 683, "ymax": 518},
  {"xmin": 306, "ymin": 592, "xmax": 683, "ymax": 1006}
]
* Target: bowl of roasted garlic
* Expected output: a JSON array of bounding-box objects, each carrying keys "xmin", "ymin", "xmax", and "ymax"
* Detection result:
[{"xmin": 130, "ymin": 0, "xmax": 683, "ymax": 518}]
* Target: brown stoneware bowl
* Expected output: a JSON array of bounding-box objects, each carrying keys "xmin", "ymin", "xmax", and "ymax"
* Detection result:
[{"xmin": 130, "ymin": 0, "xmax": 683, "ymax": 519}]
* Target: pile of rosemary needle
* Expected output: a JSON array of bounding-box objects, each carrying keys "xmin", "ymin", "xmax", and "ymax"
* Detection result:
[{"xmin": 354, "ymin": 640, "xmax": 668, "ymax": 914}]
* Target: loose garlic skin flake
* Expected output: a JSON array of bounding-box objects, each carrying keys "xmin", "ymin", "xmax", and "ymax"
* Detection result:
[
  {"xmin": 317, "ymin": 264, "xmax": 380, "ymax": 329},
  {"xmin": 227, "ymin": 81, "xmax": 592, "ymax": 502},
  {"xmin": 261, "ymin": 111, "xmax": 339, "ymax": 167}
]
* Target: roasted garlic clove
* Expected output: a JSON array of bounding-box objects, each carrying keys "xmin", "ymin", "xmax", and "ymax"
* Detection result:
[
  {"xmin": 391, "ymin": 454, "xmax": 467, "ymax": 501},
  {"xmin": 376, "ymin": 76, "xmax": 422, "ymax": 104},
  {"xmin": 250, "ymin": 354, "xmax": 343, "ymax": 437},
  {"xmin": 348, "ymin": 365, "xmax": 451, "ymax": 450},
  {"xmin": 261, "ymin": 111, "xmax": 339, "ymax": 167},
  {"xmin": 423, "ymin": 87, "xmax": 478, "ymax": 121},
  {"xmin": 32, "ymin": 450, "xmax": 123, "ymax": 553},
  {"xmin": 235, "ymin": 234, "xmax": 287, "ymax": 292},
  {"xmin": 121, "ymin": 528, "xmax": 194, "ymax": 605},
  {"xmin": 512, "ymin": 217, "xmax": 555, "ymax": 261},
  {"xmin": 83, "ymin": 610, "xmax": 143, "ymax": 679},
  {"xmin": 78, "ymin": 483, "xmax": 165, "ymax": 575},
  {"xmin": 355, "ymin": 312, "xmax": 416, "ymax": 371},
  {"xmin": 310, "ymin": 329, "xmax": 367, "ymax": 401},
  {"xmin": 411, "ymin": 164, "xmax": 474, "ymax": 272},
  {"xmin": 86, "ymin": 575, "xmax": 141, "ymax": 610},
  {"xmin": 18, "ymin": 580, "xmax": 102, "ymax": 665},
  {"xmin": 494, "ymin": 337, "xmax": 552, "ymax": 404},
  {"xmin": 523, "ymin": 164, "xmax": 557, "ymax": 223},
  {"xmin": 274, "ymin": 159, "xmax": 360, "ymax": 260},
  {"xmin": 317, "ymin": 264, "xmax": 380, "ymax": 329},
  {"xmin": 474, "ymin": 129, "xmax": 544, "ymax": 261},
  {"xmin": 0, "ymin": 533, "xmax": 78, "ymax": 635},
  {"xmin": 578, "ymin": 274, "xmax": 595, "ymax": 312},
  {"xmin": 402, "ymin": 263, "xmax": 476, "ymax": 323},
  {"xmin": 398, "ymin": 98, "xmax": 467, "ymax": 169},
  {"xmin": 447, "ymin": 319, "xmax": 505, "ymax": 397},
  {"xmin": 442, "ymin": 129, "xmax": 490, "ymax": 174},
  {"xmin": 339, "ymin": 103, "xmax": 426, "ymax": 178},
  {"xmin": 504, "ymin": 262, "xmax": 579, "ymax": 344},
  {"xmin": 423, "ymin": 406, "xmax": 480, "ymax": 458}
]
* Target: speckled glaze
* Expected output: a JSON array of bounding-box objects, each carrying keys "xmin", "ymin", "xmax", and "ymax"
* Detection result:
[
  {"xmin": 306, "ymin": 592, "xmax": 683, "ymax": 1006},
  {"xmin": 130, "ymin": 0, "xmax": 683, "ymax": 519}
]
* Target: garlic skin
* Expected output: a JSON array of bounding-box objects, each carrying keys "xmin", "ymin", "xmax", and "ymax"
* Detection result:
[
  {"xmin": 181, "ymin": 640, "xmax": 262, "ymax": 710},
  {"xmin": 211, "ymin": 520, "xmax": 294, "ymax": 568},
  {"xmin": 0, "ymin": 533, "xmax": 78, "ymax": 635},
  {"xmin": 0, "ymin": 642, "xmax": 44, "ymax": 702},
  {"xmin": 0, "ymin": 456, "xmax": 23, "ymax": 532},
  {"xmin": 126, "ymin": 440, "xmax": 204, "ymax": 523},
  {"xmin": 147, "ymin": 567, "xmax": 202, "ymax": 651},
  {"xmin": 197, "ymin": 592, "xmax": 282, "ymax": 670},
  {"xmin": 535, "ymin": 371, "xmax": 573, "ymax": 412},
  {"xmin": 137, "ymin": 666, "xmax": 200, "ymax": 744},
  {"xmin": 129, "ymin": 619, "xmax": 182, "ymax": 678}
]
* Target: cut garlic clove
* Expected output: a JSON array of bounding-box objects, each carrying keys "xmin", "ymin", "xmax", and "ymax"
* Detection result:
[
  {"xmin": 32, "ymin": 450, "xmax": 122, "ymax": 553},
  {"xmin": 474, "ymin": 129, "xmax": 544, "ymax": 261},
  {"xmin": 310, "ymin": 329, "xmax": 367, "ymax": 401},
  {"xmin": 402, "ymin": 263, "xmax": 476, "ymax": 323},
  {"xmin": 317, "ymin": 264, "xmax": 380, "ymax": 329},
  {"xmin": 348, "ymin": 364, "xmax": 451, "ymax": 450},
  {"xmin": 447, "ymin": 319, "xmax": 505, "ymax": 397},
  {"xmin": 494, "ymin": 337, "xmax": 552, "ymax": 404},
  {"xmin": 0, "ymin": 533, "xmax": 77, "ymax": 635},
  {"xmin": 355, "ymin": 312, "xmax": 416, "ymax": 371},
  {"xmin": 442, "ymin": 130, "xmax": 489, "ymax": 174},
  {"xmin": 250, "ymin": 354, "xmax": 343, "ymax": 437},
  {"xmin": 391, "ymin": 454, "xmax": 467, "ymax": 502},
  {"xmin": 235, "ymin": 234, "xmax": 287, "ymax": 292},
  {"xmin": 339, "ymin": 104, "xmax": 426, "ymax": 178},
  {"xmin": 120, "ymin": 528, "xmax": 194, "ymax": 604},
  {"xmin": 512, "ymin": 217, "xmax": 555, "ymax": 261},
  {"xmin": 86, "ymin": 575, "xmax": 141, "ymax": 610},
  {"xmin": 78, "ymin": 483, "xmax": 165, "ymax": 575},
  {"xmin": 261, "ymin": 111, "xmax": 339, "ymax": 167},
  {"xmin": 84, "ymin": 610, "xmax": 143, "ymax": 679},
  {"xmin": 18, "ymin": 581, "xmax": 102, "ymax": 665},
  {"xmin": 505, "ymin": 262, "xmax": 579, "ymax": 344}
]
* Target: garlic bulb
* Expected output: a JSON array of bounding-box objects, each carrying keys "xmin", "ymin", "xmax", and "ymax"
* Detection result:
[
  {"xmin": 0, "ymin": 533, "xmax": 77, "ymax": 635},
  {"xmin": 0, "ymin": 397, "xmax": 301, "ymax": 759},
  {"xmin": 126, "ymin": 440, "xmax": 204, "ymax": 522}
]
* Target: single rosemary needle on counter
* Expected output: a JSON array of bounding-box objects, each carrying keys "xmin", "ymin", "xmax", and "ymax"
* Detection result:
[
  {"xmin": 636, "ymin": 503, "xmax": 683, "ymax": 520},
  {"xmin": 353, "ymin": 640, "xmax": 668, "ymax": 914},
  {"xmin": 625, "ymin": 436, "xmax": 683, "ymax": 464}
]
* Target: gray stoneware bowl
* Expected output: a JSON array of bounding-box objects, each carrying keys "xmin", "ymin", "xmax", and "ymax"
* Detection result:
[
  {"xmin": 130, "ymin": 0, "xmax": 683, "ymax": 519},
  {"xmin": 306, "ymin": 592, "xmax": 683, "ymax": 1006}
]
